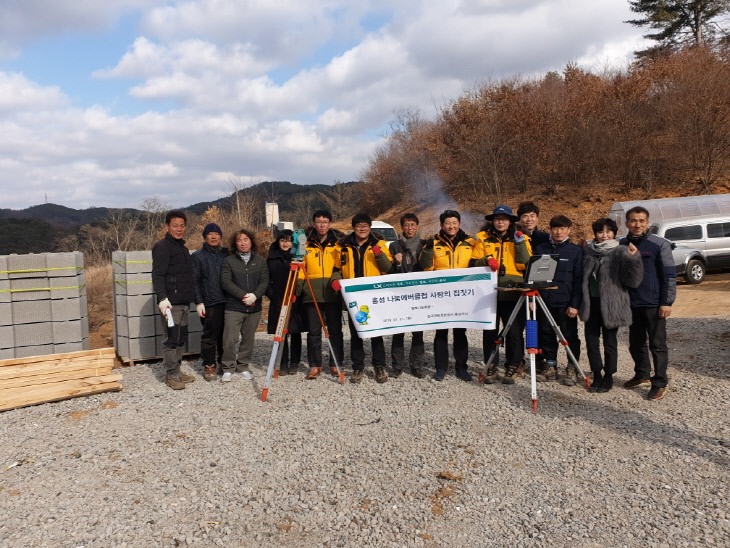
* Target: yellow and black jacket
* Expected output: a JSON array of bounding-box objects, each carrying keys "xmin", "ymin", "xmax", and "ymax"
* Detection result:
[
  {"xmin": 472, "ymin": 226, "xmax": 532, "ymax": 298},
  {"xmin": 332, "ymin": 232, "xmax": 393, "ymax": 281},
  {"xmin": 297, "ymin": 227, "xmax": 343, "ymax": 304},
  {"xmin": 419, "ymin": 229, "xmax": 477, "ymax": 271}
]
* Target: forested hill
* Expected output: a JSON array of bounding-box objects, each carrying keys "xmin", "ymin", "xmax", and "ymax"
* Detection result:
[{"xmin": 0, "ymin": 204, "xmax": 122, "ymax": 228}]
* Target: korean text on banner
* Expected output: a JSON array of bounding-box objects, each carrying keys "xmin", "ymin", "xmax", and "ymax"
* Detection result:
[{"xmin": 338, "ymin": 267, "xmax": 497, "ymax": 339}]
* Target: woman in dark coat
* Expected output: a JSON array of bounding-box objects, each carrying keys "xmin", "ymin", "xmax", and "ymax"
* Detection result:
[
  {"xmin": 579, "ymin": 218, "xmax": 643, "ymax": 392},
  {"xmin": 266, "ymin": 230, "xmax": 305, "ymax": 375}
]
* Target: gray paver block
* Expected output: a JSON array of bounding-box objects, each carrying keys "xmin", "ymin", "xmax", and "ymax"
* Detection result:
[
  {"xmin": 116, "ymin": 335, "xmax": 157, "ymax": 360},
  {"xmin": 53, "ymin": 319, "xmax": 87, "ymax": 344},
  {"xmin": 50, "ymin": 273, "xmax": 86, "ymax": 299},
  {"xmin": 12, "ymin": 300, "xmax": 53, "ymax": 325},
  {"xmin": 113, "ymin": 272, "xmax": 153, "ymax": 296},
  {"xmin": 14, "ymin": 322, "xmax": 54, "ymax": 346},
  {"xmin": 6, "ymin": 254, "xmax": 47, "ymax": 279},
  {"xmin": 8, "ymin": 278, "xmax": 49, "ymax": 302},
  {"xmin": 53, "ymin": 340, "xmax": 89, "ymax": 353},
  {"xmin": 0, "ymin": 325, "xmax": 14, "ymax": 348},
  {"xmin": 186, "ymin": 331, "xmax": 201, "ymax": 353},
  {"xmin": 0, "ymin": 302, "xmax": 12, "ymax": 326},
  {"xmin": 188, "ymin": 311, "xmax": 202, "ymax": 331},
  {"xmin": 112, "ymin": 250, "xmax": 153, "ymax": 274},
  {"xmin": 45, "ymin": 252, "xmax": 84, "ymax": 277},
  {"xmin": 15, "ymin": 344, "xmax": 55, "ymax": 359},
  {"xmin": 0, "ymin": 256, "xmax": 7, "ymax": 280},
  {"xmin": 50, "ymin": 297, "xmax": 86, "ymax": 322},
  {"xmin": 117, "ymin": 315, "xmax": 156, "ymax": 339},
  {"xmin": 115, "ymin": 294, "xmax": 155, "ymax": 317},
  {"xmin": 0, "ymin": 347, "xmax": 14, "ymax": 360}
]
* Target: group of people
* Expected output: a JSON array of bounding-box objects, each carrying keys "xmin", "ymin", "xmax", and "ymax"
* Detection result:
[{"xmin": 151, "ymin": 200, "xmax": 676, "ymax": 401}]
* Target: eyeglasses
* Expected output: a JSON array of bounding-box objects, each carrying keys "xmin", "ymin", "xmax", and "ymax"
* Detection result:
[
  {"xmin": 354, "ymin": 224, "xmax": 370, "ymax": 230},
  {"xmin": 314, "ymin": 220, "xmax": 330, "ymax": 225}
]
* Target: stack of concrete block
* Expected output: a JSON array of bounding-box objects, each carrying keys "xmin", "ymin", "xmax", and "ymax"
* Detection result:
[
  {"xmin": 0, "ymin": 252, "xmax": 89, "ymax": 360},
  {"xmin": 112, "ymin": 251, "xmax": 201, "ymax": 361}
]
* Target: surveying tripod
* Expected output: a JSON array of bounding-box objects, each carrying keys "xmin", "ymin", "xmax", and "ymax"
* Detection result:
[
  {"xmin": 481, "ymin": 288, "xmax": 591, "ymax": 413},
  {"xmin": 261, "ymin": 257, "xmax": 345, "ymax": 402}
]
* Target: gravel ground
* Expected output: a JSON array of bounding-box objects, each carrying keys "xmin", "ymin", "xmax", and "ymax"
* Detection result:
[{"xmin": 1, "ymin": 314, "xmax": 729, "ymax": 547}]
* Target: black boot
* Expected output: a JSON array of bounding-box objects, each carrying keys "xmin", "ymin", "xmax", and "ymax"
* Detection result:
[
  {"xmin": 589, "ymin": 372, "xmax": 603, "ymax": 393},
  {"xmin": 597, "ymin": 374, "xmax": 613, "ymax": 393}
]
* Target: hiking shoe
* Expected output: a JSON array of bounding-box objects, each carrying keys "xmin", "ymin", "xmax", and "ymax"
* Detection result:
[
  {"xmin": 537, "ymin": 366, "xmax": 557, "ymax": 383},
  {"xmin": 306, "ymin": 367, "xmax": 322, "ymax": 380},
  {"xmin": 239, "ymin": 371, "xmax": 253, "ymax": 380},
  {"xmin": 350, "ymin": 369, "xmax": 364, "ymax": 384},
  {"xmin": 390, "ymin": 368, "xmax": 403, "ymax": 378},
  {"xmin": 329, "ymin": 366, "xmax": 339, "ymax": 376},
  {"xmin": 289, "ymin": 364, "xmax": 298, "ymax": 375},
  {"xmin": 179, "ymin": 372, "xmax": 195, "ymax": 383},
  {"xmin": 597, "ymin": 375, "xmax": 613, "ymax": 393},
  {"xmin": 516, "ymin": 360, "xmax": 526, "ymax": 378},
  {"xmin": 203, "ymin": 366, "xmax": 217, "ymax": 381},
  {"xmin": 562, "ymin": 366, "xmax": 577, "ymax": 387},
  {"xmin": 624, "ymin": 376, "xmax": 651, "ymax": 389},
  {"xmin": 221, "ymin": 372, "xmax": 233, "ymax": 382},
  {"xmin": 647, "ymin": 386, "xmax": 666, "ymax": 400},
  {"xmin": 433, "ymin": 369, "xmax": 446, "ymax": 381},
  {"xmin": 411, "ymin": 367, "xmax": 425, "ymax": 379},
  {"xmin": 278, "ymin": 364, "xmax": 289, "ymax": 376},
  {"xmin": 374, "ymin": 366, "xmax": 388, "ymax": 383},
  {"xmin": 483, "ymin": 364, "xmax": 498, "ymax": 384},
  {"xmin": 502, "ymin": 364, "xmax": 518, "ymax": 384},
  {"xmin": 455, "ymin": 369, "xmax": 472, "ymax": 382},
  {"xmin": 166, "ymin": 375, "xmax": 186, "ymax": 390}
]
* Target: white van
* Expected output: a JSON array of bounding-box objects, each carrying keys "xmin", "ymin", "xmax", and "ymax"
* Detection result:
[
  {"xmin": 649, "ymin": 215, "xmax": 730, "ymax": 284},
  {"xmin": 371, "ymin": 221, "xmax": 398, "ymax": 242}
]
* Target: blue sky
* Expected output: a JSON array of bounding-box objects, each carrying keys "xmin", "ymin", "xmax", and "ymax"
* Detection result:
[{"xmin": 0, "ymin": 0, "xmax": 649, "ymax": 210}]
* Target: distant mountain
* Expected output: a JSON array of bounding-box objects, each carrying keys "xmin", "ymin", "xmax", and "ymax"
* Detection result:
[{"xmin": 0, "ymin": 204, "xmax": 134, "ymax": 228}]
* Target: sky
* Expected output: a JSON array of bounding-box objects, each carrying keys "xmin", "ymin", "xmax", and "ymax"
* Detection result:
[{"xmin": 0, "ymin": 0, "xmax": 650, "ymax": 210}]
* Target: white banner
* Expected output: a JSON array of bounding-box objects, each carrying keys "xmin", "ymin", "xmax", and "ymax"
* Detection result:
[{"xmin": 338, "ymin": 267, "xmax": 497, "ymax": 338}]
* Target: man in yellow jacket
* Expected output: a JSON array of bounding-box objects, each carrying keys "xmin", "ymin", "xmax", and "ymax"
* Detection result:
[
  {"xmin": 419, "ymin": 210, "xmax": 478, "ymax": 381},
  {"xmin": 297, "ymin": 209, "xmax": 345, "ymax": 380},
  {"xmin": 331, "ymin": 213, "xmax": 393, "ymax": 384},
  {"xmin": 471, "ymin": 205, "xmax": 532, "ymax": 384}
]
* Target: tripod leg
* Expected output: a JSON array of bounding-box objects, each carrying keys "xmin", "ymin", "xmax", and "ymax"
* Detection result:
[{"xmin": 534, "ymin": 296, "xmax": 591, "ymax": 388}]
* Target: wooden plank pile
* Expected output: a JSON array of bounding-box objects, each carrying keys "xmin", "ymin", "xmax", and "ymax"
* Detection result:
[{"xmin": 0, "ymin": 347, "xmax": 122, "ymax": 412}]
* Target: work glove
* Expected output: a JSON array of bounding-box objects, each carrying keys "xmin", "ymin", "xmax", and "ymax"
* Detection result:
[
  {"xmin": 196, "ymin": 303, "xmax": 206, "ymax": 318},
  {"xmin": 424, "ymin": 238, "xmax": 435, "ymax": 250},
  {"xmin": 372, "ymin": 245, "xmax": 382, "ymax": 256},
  {"xmin": 158, "ymin": 298, "xmax": 172, "ymax": 316},
  {"xmin": 331, "ymin": 279, "xmax": 342, "ymax": 291},
  {"xmin": 242, "ymin": 293, "xmax": 256, "ymax": 306},
  {"xmin": 514, "ymin": 231, "xmax": 525, "ymax": 244},
  {"xmin": 487, "ymin": 257, "xmax": 499, "ymax": 272}
]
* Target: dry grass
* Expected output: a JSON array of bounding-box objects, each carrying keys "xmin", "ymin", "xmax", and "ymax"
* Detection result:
[{"xmin": 85, "ymin": 264, "xmax": 114, "ymax": 349}]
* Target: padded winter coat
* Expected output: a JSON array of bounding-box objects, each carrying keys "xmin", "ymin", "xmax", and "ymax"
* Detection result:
[
  {"xmin": 332, "ymin": 232, "xmax": 393, "ymax": 280},
  {"xmin": 578, "ymin": 244, "xmax": 643, "ymax": 329},
  {"xmin": 191, "ymin": 243, "xmax": 228, "ymax": 306},
  {"xmin": 297, "ymin": 227, "xmax": 343, "ymax": 304},
  {"xmin": 221, "ymin": 252, "xmax": 269, "ymax": 314},
  {"xmin": 533, "ymin": 239, "xmax": 584, "ymax": 310},
  {"xmin": 266, "ymin": 246, "xmax": 305, "ymax": 334},
  {"xmin": 472, "ymin": 227, "xmax": 532, "ymax": 289},
  {"xmin": 151, "ymin": 233, "xmax": 195, "ymax": 305},
  {"xmin": 618, "ymin": 234, "xmax": 677, "ymax": 308},
  {"xmin": 419, "ymin": 230, "xmax": 477, "ymax": 271}
]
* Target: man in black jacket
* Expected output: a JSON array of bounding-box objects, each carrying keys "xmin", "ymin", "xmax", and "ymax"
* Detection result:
[
  {"xmin": 152, "ymin": 211, "xmax": 196, "ymax": 390},
  {"xmin": 533, "ymin": 215, "xmax": 584, "ymax": 386},
  {"xmin": 516, "ymin": 201, "xmax": 550, "ymax": 248},
  {"xmin": 192, "ymin": 223, "xmax": 227, "ymax": 381},
  {"xmin": 389, "ymin": 213, "xmax": 426, "ymax": 378}
]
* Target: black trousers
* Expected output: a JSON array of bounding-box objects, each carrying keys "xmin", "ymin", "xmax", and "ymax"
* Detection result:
[
  {"xmin": 348, "ymin": 315, "xmax": 385, "ymax": 370},
  {"xmin": 391, "ymin": 331, "xmax": 425, "ymax": 370},
  {"xmin": 434, "ymin": 328, "xmax": 468, "ymax": 372},
  {"xmin": 629, "ymin": 307, "xmax": 669, "ymax": 388},
  {"xmin": 584, "ymin": 297, "xmax": 618, "ymax": 377},
  {"xmin": 539, "ymin": 305, "xmax": 580, "ymax": 365},
  {"xmin": 305, "ymin": 303, "xmax": 344, "ymax": 369},
  {"xmin": 279, "ymin": 333, "xmax": 302, "ymax": 366},
  {"xmin": 482, "ymin": 299, "xmax": 526, "ymax": 366},
  {"xmin": 200, "ymin": 303, "xmax": 225, "ymax": 366}
]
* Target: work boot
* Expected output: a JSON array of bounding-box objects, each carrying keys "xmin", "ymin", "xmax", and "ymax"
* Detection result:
[
  {"xmin": 279, "ymin": 364, "xmax": 289, "ymax": 376},
  {"xmin": 433, "ymin": 369, "xmax": 446, "ymax": 381},
  {"xmin": 483, "ymin": 364, "xmax": 498, "ymax": 384},
  {"xmin": 596, "ymin": 374, "xmax": 613, "ymax": 393},
  {"xmin": 624, "ymin": 376, "xmax": 651, "ymax": 389},
  {"xmin": 562, "ymin": 366, "xmax": 577, "ymax": 387},
  {"xmin": 374, "ymin": 366, "xmax": 388, "ymax": 383},
  {"xmin": 537, "ymin": 361, "xmax": 558, "ymax": 383},
  {"xmin": 329, "ymin": 366, "xmax": 339, "ymax": 376},
  {"xmin": 350, "ymin": 369, "xmax": 364, "ymax": 384},
  {"xmin": 589, "ymin": 372, "xmax": 603, "ymax": 392},
  {"xmin": 306, "ymin": 367, "xmax": 322, "ymax": 380},
  {"xmin": 455, "ymin": 369, "xmax": 472, "ymax": 382},
  {"xmin": 178, "ymin": 372, "xmax": 195, "ymax": 383},
  {"xmin": 289, "ymin": 363, "xmax": 298, "ymax": 375},
  {"xmin": 516, "ymin": 360, "xmax": 526, "ymax": 378},
  {"xmin": 203, "ymin": 365, "xmax": 217, "ymax": 381},
  {"xmin": 502, "ymin": 363, "xmax": 519, "ymax": 384},
  {"xmin": 166, "ymin": 375, "xmax": 186, "ymax": 390},
  {"xmin": 410, "ymin": 367, "xmax": 425, "ymax": 379},
  {"xmin": 390, "ymin": 367, "xmax": 403, "ymax": 378}
]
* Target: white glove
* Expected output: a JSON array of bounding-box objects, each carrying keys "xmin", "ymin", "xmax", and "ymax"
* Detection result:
[
  {"xmin": 158, "ymin": 298, "xmax": 172, "ymax": 316},
  {"xmin": 196, "ymin": 303, "xmax": 206, "ymax": 318},
  {"xmin": 242, "ymin": 293, "xmax": 256, "ymax": 306}
]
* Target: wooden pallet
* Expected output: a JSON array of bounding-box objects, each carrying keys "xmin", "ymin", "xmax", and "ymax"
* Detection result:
[
  {"xmin": 0, "ymin": 348, "xmax": 122, "ymax": 412},
  {"xmin": 115, "ymin": 351, "xmax": 200, "ymax": 368}
]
